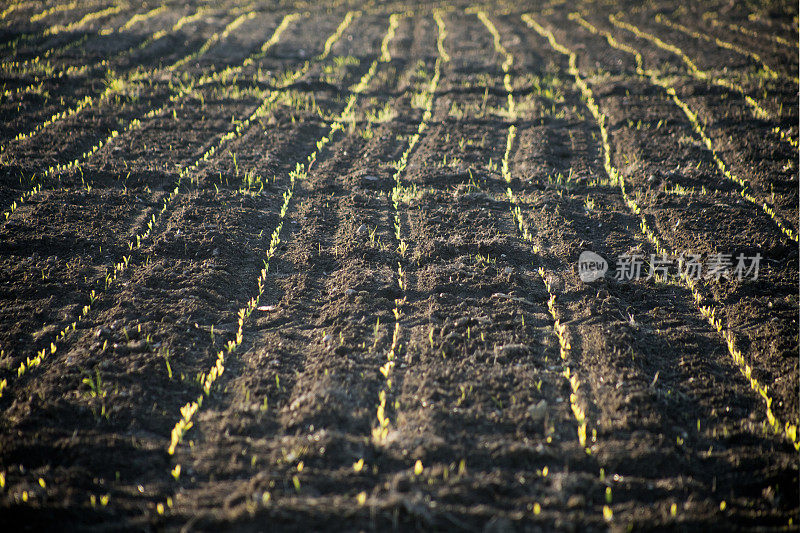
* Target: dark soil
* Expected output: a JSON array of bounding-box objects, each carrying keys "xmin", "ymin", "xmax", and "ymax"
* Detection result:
[{"xmin": 0, "ymin": 0, "xmax": 797, "ymax": 530}]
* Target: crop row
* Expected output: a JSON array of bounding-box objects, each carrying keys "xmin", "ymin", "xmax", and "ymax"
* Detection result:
[
  {"xmin": 0, "ymin": 4, "xmax": 170, "ymax": 90},
  {"xmin": 571, "ymin": 13, "xmax": 797, "ymax": 243},
  {"xmin": 162, "ymin": 13, "xmax": 401, "ymax": 514},
  {"xmin": 0, "ymin": 3, "xmax": 252, "ymax": 157},
  {"xmin": 608, "ymin": 14, "xmax": 797, "ymax": 150},
  {"xmin": 10, "ymin": 2, "xmax": 125, "ymax": 50},
  {"xmin": 479, "ymin": 11, "xmax": 612, "ymax": 522},
  {"xmin": 0, "ymin": 10, "xmax": 309, "ymax": 399},
  {"xmin": 5, "ymin": 1, "xmax": 125, "ymax": 56},
  {"xmin": 654, "ymin": 13, "xmax": 795, "ymax": 83},
  {"xmin": 0, "ymin": 6, "xmax": 292, "ymax": 222},
  {"xmin": 0, "ymin": 1, "xmax": 38, "ymax": 21},
  {"xmin": 741, "ymin": 7, "xmax": 798, "ymax": 36},
  {"xmin": 701, "ymin": 11, "xmax": 795, "ymax": 50},
  {"xmin": 373, "ymin": 10, "xmax": 445, "ymax": 446},
  {"xmin": 27, "ymin": 0, "xmax": 110, "ymax": 24},
  {"xmin": 522, "ymin": 13, "xmax": 799, "ymax": 451},
  {"xmin": 169, "ymin": 7, "xmax": 261, "ymax": 70}
]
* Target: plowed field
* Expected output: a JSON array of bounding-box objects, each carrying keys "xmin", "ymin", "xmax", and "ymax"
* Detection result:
[{"xmin": 0, "ymin": 0, "xmax": 797, "ymax": 530}]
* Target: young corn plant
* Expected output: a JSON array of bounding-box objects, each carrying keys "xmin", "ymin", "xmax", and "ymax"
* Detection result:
[{"xmin": 82, "ymin": 369, "xmax": 108, "ymax": 419}]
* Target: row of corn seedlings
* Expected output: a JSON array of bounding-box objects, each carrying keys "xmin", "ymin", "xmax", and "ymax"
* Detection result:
[
  {"xmin": 522, "ymin": 12, "xmax": 799, "ymax": 452},
  {"xmin": 1, "ymin": 3, "xmax": 138, "ymax": 73},
  {"xmin": 0, "ymin": 0, "xmax": 119, "ymax": 53},
  {"xmin": 0, "ymin": 0, "xmax": 39, "ymax": 21},
  {"xmin": 608, "ymin": 14, "xmax": 797, "ymax": 149},
  {"xmin": 701, "ymin": 11, "xmax": 795, "ymax": 50},
  {"xmin": 0, "ymin": 10, "xmax": 314, "ymax": 399},
  {"xmin": 0, "ymin": 7, "xmax": 294, "ymax": 223},
  {"xmin": 1, "ymin": 5, "xmax": 214, "ymax": 103},
  {"xmin": 0, "ymin": 3, "xmax": 171, "ymax": 95},
  {"xmin": 162, "ymin": 15, "xmax": 402, "ymax": 514},
  {"xmin": 188, "ymin": 13, "xmax": 409, "ymax": 504},
  {"xmin": 654, "ymin": 13, "xmax": 796, "ymax": 83},
  {"xmin": 27, "ymin": 0, "xmax": 110, "ymax": 24},
  {"xmin": 0, "ymin": 3, "xmax": 251, "ymax": 157},
  {"xmin": 371, "ymin": 10, "xmax": 447, "ymax": 447},
  {"xmin": 168, "ymin": 8, "xmax": 261, "ymax": 70},
  {"xmin": 500, "ymin": 12, "xmax": 788, "ymax": 521},
  {"xmin": 31, "ymin": 3, "xmax": 126, "ymax": 43},
  {"xmin": 735, "ymin": 6, "xmax": 797, "ymax": 36},
  {"xmin": 480, "ymin": 11, "xmax": 612, "ymax": 522},
  {"xmin": 571, "ymin": 13, "xmax": 797, "ymax": 243}
]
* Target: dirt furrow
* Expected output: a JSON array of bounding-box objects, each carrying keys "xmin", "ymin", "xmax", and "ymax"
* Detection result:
[
  {"xmin": 565, "ymin": 12, "xmax": 798, "ymax": 236},
  {"xmin": 495, "ymin": 11, "xmax": 798, "ymax": 527},
  {"xmin": 0, "ymin": 12, "xmax": 352, "ymax": 401},
  {"xmin": 605, "ymin": 11, "xmax": 797, "ymax": 130},
  {"xmin": 652, "ymin": 12, "xmax": 799, "ymax": 84},
  {"xmin": 160, "ymin": 11, "xmax": 400, "ymax": 519},
  {"xmin": 164, "ymin": 13, "xmax": 427, "ymax": 525},
  {"xmin": 0, "ymin": 1, "xmax": 126, "ymax": 48},
  {"xmin": 0, "ymin": 5, "xmax": 200, "ymax": 143},
  {"xmin": 0, "ymin": 1, "xmax": 796, "ymax": 529},
  {"xmin": 0, "ymin": 10, "xmax": 385, "ymax": 525},
  {"xmin": 698, "ymin": 10, "xmax": 799, "ymax": 61},
  {"xmin": 519, "ymin": 12, "xmax": 799, "ymax": 436},
  {"xmin": 0, "ymin": 3, "xmax": 273, "ymax": 162}
]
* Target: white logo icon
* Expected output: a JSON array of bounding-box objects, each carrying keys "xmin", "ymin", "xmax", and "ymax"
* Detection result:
[{"xmin": 578, "ymin": 251, "xmax": 607, "ymax": 282}]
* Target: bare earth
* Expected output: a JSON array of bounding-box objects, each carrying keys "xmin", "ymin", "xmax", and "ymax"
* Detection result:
[{"xmin": 0, "ymin": 0, "xmax": 797, "ymax": 530}]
